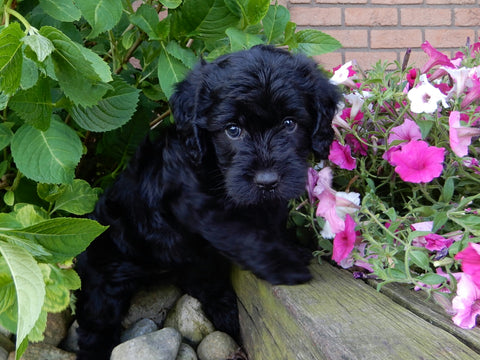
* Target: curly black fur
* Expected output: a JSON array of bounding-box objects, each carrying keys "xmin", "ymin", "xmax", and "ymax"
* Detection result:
[{"xmin": 75, "ymin": 45, "xmax": 340, "ymax": 359}]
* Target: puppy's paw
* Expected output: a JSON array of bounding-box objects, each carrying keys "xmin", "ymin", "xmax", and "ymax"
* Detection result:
[{"xmin": 258, "ymin": 262, "xmax": 312, "ymax": 286}]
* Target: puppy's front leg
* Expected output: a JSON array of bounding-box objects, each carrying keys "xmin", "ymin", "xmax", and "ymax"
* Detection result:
[
  {"xmin": 170, "ymin": 191, "xmax": 312, "ymax": 285},
  {"xmin": 198, "ymin": 215, "xmax": 312, "ymax": 285},
  {"xmin": 75, "ymin": 251, "xmax": 141, "ymax": 360}
]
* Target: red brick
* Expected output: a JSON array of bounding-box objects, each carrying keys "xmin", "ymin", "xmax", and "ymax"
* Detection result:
[
  {"xmin": 371, "ymin": 0, "xmax": 422, "ymax": 3},
  {"xmin": 344, "ymin": 51, "xmax": 399, "ymax": 69},
  {"xmin": 425, "ymin": 29, "xmax": 475, "ymax": 48},
  {"xmin": 455, "ymin": 9, "xmax": 480, "ymax": 26},
  {"xmin": 371, "ymin": 29, "xmax": 422, "ymax": 49},
  {"xmin": 322, "ymin": 29, "xmax": 368, "ymax": 48},
  {"xmin": 289, "ymin": 0, "xmax": 311, "ymax": 4},
  {"xmin": 426, "ymin": 0, "xmax": 475, "ymax": 4},
  {"xmin": 345, "ymin": 8, "xmax": 398, "ymax": 26},
  {"xmin": 313, "ymin": 52, "xmax": 344, "ymax": 71},
  {"xmin": 316, "ymin": 0, "xmax": 367, "ymax": 3},
  {"xmin": 401, "ymin": 8, "xmax": 452, "ymax": 26},
  {"xmin": 289, "ymin": 7, "xmax": 342, "ymax": 26},
  {"xmin": 407, "ymin": 50, "xmax": 430, "ymax": 69}
]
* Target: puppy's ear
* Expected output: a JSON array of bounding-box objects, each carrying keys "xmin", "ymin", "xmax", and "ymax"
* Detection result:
[
  {"xmin": 169, "ymin": 62, "xmax": 207, "ymax": 165},
  {"xmin": 311, "ymin": 77, "xmax": 340, "ymax": 159}
]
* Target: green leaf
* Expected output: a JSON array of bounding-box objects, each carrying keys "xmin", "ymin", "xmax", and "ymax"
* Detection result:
[
  {"xmin": 158, "ymin": 45, "xmax": 189, "ymax": 99},
  {"xmin": 39, "ymin": 0, "xmax": 82, "ymax": 22},
  {"xmin": 0, "ymin": 242, "xmax": 45, "ymax": 357},
  {"xmin": 52, "ymin": 179, "xmax": 101, "ymax": 215},
  {"xmin": 226, "ymin": 27, "xmax": 263, "ymax": 52},
  {"xmin": 19, "ymin": 56, "xmax": 38, "ymax": 90},
  {"xmin": 432, "ymin": 211, "xmax": 448, "ymax": 233},
  {"xmin": 75, "ymin": 0, "xmax": 123, "ymax": 39},
  {"xmin": 292, "ymin": 29, "xmax": 342, "ymax": 56},
  {"xmin": 26, "ymin": 308, "xmax": 47, "ymax": 343},
  {"xmin": 244, "ymin": 0, "xmax": 270, "ymax": 25},
  {"xmin": 0, "ymin": 272, "xmax": 15, "ymax": 314},
  {"xmin": 131, "ymin": 4, "xmax": 169, "ymax": 40},
  {"xmin": 11, "ymin": 120, "xmax": 83, "ymax": 184},
  {"xmin": 225, "ymin": 0, "xmax": 270, "ymax": 26},
  {"xmin": 416, "ymin": 273, "xmax": 447, "ymax": 286},
  {"xmin": 171, "ymin": 0, "xmax": 240, "ymax": 40},
  {"xmin": 0, "ymin": 92, "xmax": 9, "ymax": 110},
  {"xmin": 42, "ymin": 265, "xmax": 80, "ymax": 313},
  {"xmin": 37, "ymin": 184, "xmax": 66, "ymax": 203},
  {"xmin": 165, "ymin": 41, "xmax": 198, "ymax": 69},
  {"xmin": 0, "ymin": 213, "xmax": 23, "ymax": 230},
  {"xmin": 70, "ymin": 78, "xmax": 140, "ymax": 132},
  {"xmin": 80, "ymin": 46, "xmax": 113, "ymax": 84},
  {"xmin": 22, "ymin": 31, "xmax": 55, "ymax": 62},
  {"xmin": 0, "ymin": 123, "xmax": 13, "ymax": 151},
  {"xmin": 409, "ymin": 249, "xmax": 431, "ymax": 271},
  {"xmin": 448, "ymin": 212, "xmax": 480, "ymax": 236},
  {"xmin": 13, "ymin": 204, "xmax": 49, "ymax": 228},
  {"xmin": 284, "ymin": 21, "xmax": 297, "ymax": 48},
  {"xmin": 9, "ymin": 76, "xmax": 53, "ymax": 131},
  {"xmin": 441, "ymin": 177, "xmax": 455, "ymax": 203},
  {"xmin": 262, "ymin": 5, "xmax": 290, "ymax": 44},
  {"xmin": 0, "ymin": 23, "xmax": 24, "ymax": 95},
  {"xmin": 39, "ymin": 26, "xmax": 111, "ymax": 106},
  {"xmin": 160, "ymin": 0, "xmax": 182, "ymax": 8},
  {"xmin": 0, "ymin": 218, "xmax": 107, "ymax": 263}
]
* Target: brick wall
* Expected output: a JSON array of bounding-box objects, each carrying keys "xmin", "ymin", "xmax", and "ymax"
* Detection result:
[{"xmin": 282, "ymin": 0, "xmax": 480, "ymax": 70}]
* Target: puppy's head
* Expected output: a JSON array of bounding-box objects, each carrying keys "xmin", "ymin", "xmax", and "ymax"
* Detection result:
[{"xmin": 170, "ymin": 45, "xmax": 340, "ymax": 206}]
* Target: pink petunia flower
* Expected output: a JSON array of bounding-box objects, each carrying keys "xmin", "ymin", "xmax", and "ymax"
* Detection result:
[
  {"xmin": 389, "ymin": 140, "xmax": 445, "ymax": 183},
  {"xmin": 461, "ymin": 74, "xmax": 480, "ymax": 109},
  {"xmin": 411, "ymin": 222, "xmax": 456, "ymax": 251},
  {"xmin": 455, "ymin": 242, "xmax": 480, "ymax": 288},
  {"xmin": 329, "ymin": 141, "xmax": 357, "ymax": 170},
  {"xmin": 332, "ymin": 214, "xmax": 357, "ymax": 263},
  {"xmin": 463, "ymin": 157, "xmax": 480, "ymax": 175},
  {"xmin": 319, "ymin": 191, "xmax": 360, "ymax": 238},
  {"xmin": 343, "ymin": 92, "xmax": 365, "ymax": 121},
  {"xmin": 442, "ymin": 66, "xmax": 471, "ymax": 97},
  {"xmin": 451, "ymin": 273, "xmax": 480, "ymax": 329},
  {"xmin": 449, "ymin": 111, "xmax": 480, "ymax": 157},
  {"xmin": 406, "ymin": 68, "xmax": 417, "ymax": 89},
  {"xmin": 424, "ymin": 233, "xmax": 454, "ymax": 252},
  {"xmin": 316, "ymin": 189, "xmax": 342, "ymax": 234},
  {"xmin": 307, "ymin": 167, "xmax": 360, "ymax": 239},
  {"xmin": 420, "ymin": 41, "xmax": 454, "ymax": 74},
  {"xmin": 330, "ymin": 61, "xmax": 357, "ymax": 88},
  {"xmin": 471, "ymin": 39, "xmax": 480, "ymax": 57},
  {"xmin": 340, "ymin": 107, "xmax": 364, "ymax": 125},
  {"xmin": 345, "ymin": 134, "xmax": 367, "ymax": 156},
  {"xmin": 306, "ymin": 167, "xmax": 320, "ymax": 204},
  {"xmin": 382, "ymin": 145, "xmax": 401, "ymax": 163},
  {"xmin": 388, "ymin": 119, "xmax": 422, "ymax": 144}
]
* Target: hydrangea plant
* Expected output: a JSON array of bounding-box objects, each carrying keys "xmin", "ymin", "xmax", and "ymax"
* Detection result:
[{"xmin": 292, "ymin": 39, "xmax": 480, "ymax": 329}]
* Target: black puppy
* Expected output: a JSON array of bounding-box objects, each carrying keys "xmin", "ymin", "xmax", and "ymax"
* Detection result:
[{"xmin": 75, "ymin": 45, "xmax": 339, "ymax": 359}]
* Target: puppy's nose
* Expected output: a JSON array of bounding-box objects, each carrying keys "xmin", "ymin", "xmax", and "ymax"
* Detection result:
[{"xmin": 254, "ymin": 170, "xmax": 279, "ymax": 190}]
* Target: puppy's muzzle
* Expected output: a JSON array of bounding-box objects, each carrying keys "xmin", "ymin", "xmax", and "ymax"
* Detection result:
[{"xmin": 254, "ymin": 170, "xmax": 279, "ymax": 191}]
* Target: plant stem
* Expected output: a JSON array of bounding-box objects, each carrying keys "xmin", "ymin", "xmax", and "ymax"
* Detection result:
[
  {"xmin": 363, "ymin": 207, "xmax": 405, "ymax": 245},
  {"xmin": 5, "ymin": 7, "xmax": 31, "ymax": 32},
  {"xmin": 115, "ymin": 33, "xmax": 144, "ymax": 74}
]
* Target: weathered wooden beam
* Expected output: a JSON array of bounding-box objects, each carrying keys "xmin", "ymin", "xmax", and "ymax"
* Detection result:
[{"xmin": 232, "ymin": 262, "xmax": 480, "ymax": 360}]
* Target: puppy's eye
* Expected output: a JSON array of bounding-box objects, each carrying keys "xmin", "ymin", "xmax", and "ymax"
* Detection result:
[
  {"xmin": 283, "ymin": 118, "xmax": 297, "ymax": 133},
  {"xmin": 225, "ymin": 125, "xmax": 243, "ymax": 139}
]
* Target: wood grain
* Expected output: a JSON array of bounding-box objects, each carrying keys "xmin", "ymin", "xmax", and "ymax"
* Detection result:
[{"xmin": 232, "ymin": 262, "xmax": 480, "ymax": 360}]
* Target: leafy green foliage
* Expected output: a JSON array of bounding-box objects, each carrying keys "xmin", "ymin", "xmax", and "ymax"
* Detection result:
[{"xmin": 0, "ymin": 0, "xmax": 341, "ymax": 357}]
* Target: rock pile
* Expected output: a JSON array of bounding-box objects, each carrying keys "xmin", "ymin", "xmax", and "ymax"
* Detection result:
[{"xmin": 2, "ymin": 285, "xmax": 244, "ymax": 360}]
